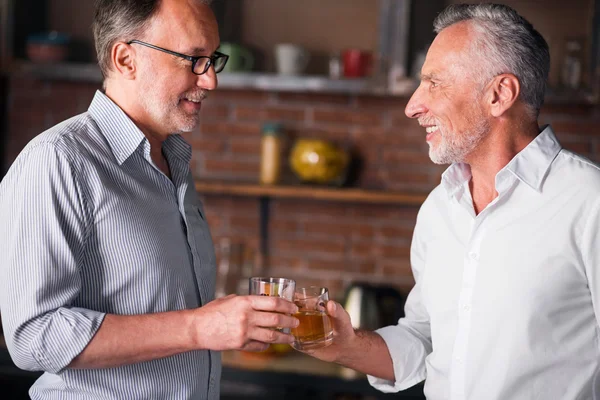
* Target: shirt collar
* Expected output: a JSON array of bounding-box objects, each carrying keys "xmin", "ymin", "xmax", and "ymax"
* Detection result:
[
  {"xmin": 441, "ymin": 125, "xmax": 562, "ymax": 197},
  {"xmin": 502, "ymin": 125, "xmax": 561, "ymax": 192},
  {"xmin": 89, "ymin": 90, "xmax": 192, "ymax": 165}
]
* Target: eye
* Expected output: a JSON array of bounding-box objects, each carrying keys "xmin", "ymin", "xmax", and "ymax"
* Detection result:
[{"xmin": 430, "ymin": 81, "xmax": 440, "ymax": 89}]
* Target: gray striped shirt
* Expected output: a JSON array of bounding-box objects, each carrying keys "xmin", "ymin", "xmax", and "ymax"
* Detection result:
[{"xmin": 0, "ymin": 91, "xmax": 220, "ymax": 399}]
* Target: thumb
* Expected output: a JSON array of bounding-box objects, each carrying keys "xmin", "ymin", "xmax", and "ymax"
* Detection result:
[{"xmin": 327, "ymin": 301, "xmax": 352, "ymax": 327}]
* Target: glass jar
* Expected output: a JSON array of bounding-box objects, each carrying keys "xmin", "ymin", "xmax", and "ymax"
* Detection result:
[{"xmin": 561, "ymin": 39, "xmax": 583, "ymax": 90}]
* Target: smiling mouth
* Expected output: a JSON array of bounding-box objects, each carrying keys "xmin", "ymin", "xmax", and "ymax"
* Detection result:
[{"xmin": 425, "ymin": 126, "xmax": 439, "ymax": 134}]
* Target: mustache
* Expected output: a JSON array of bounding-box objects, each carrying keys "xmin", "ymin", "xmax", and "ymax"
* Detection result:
[
  {"xmin": 181, "ymin": 91, "xmax": 209, "ymax": 102},
  {"xmin": 418, "ymin": 117, "xmax": 437, "ymax": 126}
]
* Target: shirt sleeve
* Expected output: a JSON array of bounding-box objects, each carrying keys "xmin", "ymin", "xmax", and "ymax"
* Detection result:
[
  {"xmin": 368, "ymin": 207, "xmax": 432, "ymax": 392},
  {"xmin": 0, "ymin": 142, "xmax": 105, "ymax": 373},
  {"xmin": 583, "ymin": 197, "xmax": 600, "ymax": 331}
]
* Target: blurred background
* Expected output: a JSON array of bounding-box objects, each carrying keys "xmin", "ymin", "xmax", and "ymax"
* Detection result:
[{"xmin": 1, "ymin": 0, "xmax": 600, "ymax": 399}]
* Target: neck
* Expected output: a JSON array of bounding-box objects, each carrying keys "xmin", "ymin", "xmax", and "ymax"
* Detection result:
[
  {"xmin": 466, "ymin": 119, "xmax": 539, "ymax": 214},
  {"xmin": 104, "ymin": 81, "xmax": 171, "ymax": 178},
  {"xmin": 105, "ymin": 80, "xmax": 169, "ymax": 146}
]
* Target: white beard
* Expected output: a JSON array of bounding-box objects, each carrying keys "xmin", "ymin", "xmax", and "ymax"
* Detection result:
[{"xmin": 428, "ymin": 110, "xmax": 490, "ymax": 165}]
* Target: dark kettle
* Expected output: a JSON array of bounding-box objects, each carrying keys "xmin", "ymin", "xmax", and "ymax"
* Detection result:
[{"xmin": 343, "ymin": 283, "xmax": 405, "ymax": 330}]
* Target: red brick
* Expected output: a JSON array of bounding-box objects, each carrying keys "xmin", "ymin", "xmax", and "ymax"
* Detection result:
[
  {"xmin": 200, "ymin": 122, "xmax": 262, "ymax": 138},
  {"xmin": 273, "ymin": 238, "xmax": 346, "ymax": 256},
  {"xmin": 552, "ymin": 121, "xmax": 600, "ymax": 137},
  {"xmin": 355, "ymin": 174, "xmax": 387, "ymax": 191},
  {"xmin": 269, "ymin": 255, "xmax": 305, "ymax": 270},
  {"xmin": 235, "ymin": 106, "xmax": 306, "ymax": 122},
  {"xmin": 558, "ymin": 139, "xmax": 592, "ymax": 155},
  {"xmin": 381, "ymin": 260, "xmax": 414, "ymax": 277},
  {"xmin": 385, "ymin": 169, "xmax": 434, "ymax": 186},
  {"xmin": 226, "ymin": 198, "xmax": 260, "ymax": 216},
  {"xmin": 379, "ymin": 244, "xmax": 411, "ymax": 259},
  {"xmin": 313, "ymin": 109, "xmax": 383, "ymax": 126},
  {"xmin": 203, "ymin": 157, "xmax": 260, "ymax": 175},
  {"xmin": 349, "ymin": 204, "xmax": 419, "ymax": 221},
  {"xmin": 382, "ymin": 148, "xmax": 432, "ymax": 165},
  {"xmin": 229, "ymin": 139, "xmax": 261, "ymax": 155},
  {"xmin": 190, "ymin": 137, "xmax": 228, "ymax": 153},
  {"xmin": 539, "ymin": 104, "xmax": 594, "ymax": 118},
  {"xmin": 274, "ymin": 199, "xmax": 350, "ymax": 219},
  {"xmin": 50, "ymin": 82, "xmax": 98, "ymax": 110},
  {"xmin": 230, "ymin": 215, "xmax": 259, "ymax": 232},
  {"xmin": 390, "ymin": 111, "xmax": 422, "ymax": 128},
  {"xmin": 354, "ymin": 95, "xmax": 408, "ymax": 110},
  {"xmin": 304, "ymin": 222, "xmax": 375, "ymax": 239},
  {"xmin": 208, "ymin": 89, "xmax": 271, "ymax": 104},
  {"xmin": 293, "ymin": 125, "xmax": 352, "ymax": 142},
  {"xmin": 357, "ymin": 260, "xmax": 377, "ymax": 274},
  {"xmin": 378, "ymin": 225, "xmax": 415, "ymax": 241},
  {"xmin": 350, "ymin": 242, "xmax": 376, "ymax": 258},
  {"xmin": 270, "ymin": 219, "xmax": 301, "ymax": 234},
  {"xmin": 354, "ymin": 126, "xmax": 428, "ymax": 151},
  {"xmin": 276, "ymin": 92, "xmax": 351, "ymax": 106},
  {"xmin": 305, "ymin": 258, "xmax": 355, "ymax": 272},
  {"xmin": 204, "ymin": 214, "xmax": 224, "ymax": 232},
  {"xmin": 201, "ymin": 196, "xmax": 235, "ymax": 210},
  {"xmin": 200, "ymin": 103, "xmax": 231, "ymax": 120}
]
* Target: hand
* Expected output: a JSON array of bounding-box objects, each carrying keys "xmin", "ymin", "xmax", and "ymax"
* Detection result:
[
  {"xmin": 298, "ymin": 301, "xmax": 358, "ymax": 363},
  {"xmin": 193, "ymin": 294, "xmax": 299, "ymax": 352}
]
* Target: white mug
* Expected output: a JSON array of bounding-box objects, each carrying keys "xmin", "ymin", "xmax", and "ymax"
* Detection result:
[{"xmin": 274, "ymin": 43, "xmax": 310, "ymax": 76}]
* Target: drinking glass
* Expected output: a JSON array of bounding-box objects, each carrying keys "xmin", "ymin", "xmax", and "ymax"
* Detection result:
[
  {"xmin": 249, "ymin": 277, "xmax": 296, "ymax": 333},
  {"xmin": 291, "ymin": 287, "xmax": 334, "ymax": 350}
]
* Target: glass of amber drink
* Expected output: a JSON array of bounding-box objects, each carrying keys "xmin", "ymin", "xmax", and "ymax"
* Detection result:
[{"xmin": 291, "ymin": 287, "xmax": 334, "ymax": 350}]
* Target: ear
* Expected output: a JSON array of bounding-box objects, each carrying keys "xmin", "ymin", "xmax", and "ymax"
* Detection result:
[
  {"xmin": 488, "ymin": 74, "xmax": 520, "ymax": 117},
  {"xmin": 111, "ymin": 42, "xmax": 137, "ymax": 80}
]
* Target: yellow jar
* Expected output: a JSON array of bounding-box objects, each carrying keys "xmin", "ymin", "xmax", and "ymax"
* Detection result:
[{"xmin": 259, "ymin": 122, "xmax": 283, "ymax": 185}]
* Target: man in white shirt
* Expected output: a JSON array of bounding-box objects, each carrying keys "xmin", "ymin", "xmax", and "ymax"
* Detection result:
[{"xmin": 302, "ymin": 4, "xmax": 600, "ymax": 400}]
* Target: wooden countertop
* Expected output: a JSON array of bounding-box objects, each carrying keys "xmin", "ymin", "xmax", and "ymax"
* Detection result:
[{"xmin": 222, "ymin": 347, "xmax": 362, "ymax": 380}]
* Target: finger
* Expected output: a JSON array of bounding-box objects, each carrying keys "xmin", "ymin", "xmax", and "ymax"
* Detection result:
[
  {"xmin": 251, "ymin": 311, "xmax": 299, "ymax": 329},
  {"xmin": 250, "ymin": 327, "xmax": 296, "ymax": 344},
  {"xmin": 327, "ymin": 301, "xmax": 353, "ymax": 333},
  {"xmin": 248, "ymin": 295, "xmax": 298, "ymax": 315},
  {"xmin": 241, "ymin": 341, "xmax": 270, "ymax": 352}
]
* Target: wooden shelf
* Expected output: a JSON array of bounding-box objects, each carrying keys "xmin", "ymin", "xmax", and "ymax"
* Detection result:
[{"xmin": 194, "ymin": 181, "xmax": 427, "ymax": 206}]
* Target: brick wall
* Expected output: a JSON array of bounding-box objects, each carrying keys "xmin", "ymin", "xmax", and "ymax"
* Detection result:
[{"xmin": 4, "ymin": 76, "xmax": 600, "ymax": 299}]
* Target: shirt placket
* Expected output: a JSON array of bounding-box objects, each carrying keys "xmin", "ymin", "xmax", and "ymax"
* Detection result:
[{"xmin": 450, "ymin": 197, "xmax": 487, "ymax": 400}]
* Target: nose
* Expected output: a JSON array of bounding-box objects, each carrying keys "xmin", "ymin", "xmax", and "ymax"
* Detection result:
[
  {"xmin": 196, "ymin": 66, "xmax": 218, "ymax": 91},
  {"xmin": 405, "ymin": 84, "xmax": 428, "ymax": 119}
]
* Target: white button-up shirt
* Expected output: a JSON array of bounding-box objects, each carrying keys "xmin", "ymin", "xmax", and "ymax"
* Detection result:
[{"xmin": 369, "ymin": 126, "xmax": 600, "ymax": 399}]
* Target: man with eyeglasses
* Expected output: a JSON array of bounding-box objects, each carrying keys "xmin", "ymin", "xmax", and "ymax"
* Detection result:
[{"xmin": 0, "ymin": 0, "xmax": 299, "ymax": 399}]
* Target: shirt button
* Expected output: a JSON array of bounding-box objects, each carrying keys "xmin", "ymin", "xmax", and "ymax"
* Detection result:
[
  {"xmin": 469, "ymin": 252, "xmax": 479, "ymax": 260},
  {"xmin": 463, "ymin": 305, "xmax": 471, "ymax": 312}
]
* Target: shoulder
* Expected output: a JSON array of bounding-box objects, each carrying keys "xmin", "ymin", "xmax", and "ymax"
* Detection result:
[
  {"xmin": 11, "ymin": 112, "xmax": 102, "ymax": 171},
  {"xmin": 3, "ymin": 113, "xmax": 101, "ymax": 186},
  {"xmin": 417, "ymin": 184, "xmax": 447, "ymax": 220},
  {"xmin": 552, "ymin": 149, "xmax": 600, "ymax": 192}
]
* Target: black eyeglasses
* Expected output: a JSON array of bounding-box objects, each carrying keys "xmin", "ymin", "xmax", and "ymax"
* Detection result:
[{"xmin": 127, "ymin": 40, "xmax": 229, "ymax": 75}]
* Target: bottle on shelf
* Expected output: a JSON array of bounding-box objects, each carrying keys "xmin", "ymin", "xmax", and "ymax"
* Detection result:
[{"xmin": 259, "ymin": 122, "xmax": 284, "ymax": 185}]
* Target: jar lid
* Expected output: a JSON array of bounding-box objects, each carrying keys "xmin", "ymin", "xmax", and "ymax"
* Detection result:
[{"xmin": 262, "ymin": 122, "xmax": 283, "ymax": 136}]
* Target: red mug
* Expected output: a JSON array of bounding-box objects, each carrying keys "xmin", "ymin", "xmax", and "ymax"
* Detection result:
[{"xmin": 342, "ymin": 49, "xmax": 373, "ymax": 78}]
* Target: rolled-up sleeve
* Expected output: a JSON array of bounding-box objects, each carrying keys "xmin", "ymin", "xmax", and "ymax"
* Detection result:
[
  {"xmin": 0, "ymin": 143, "xmax": 105, "ymax": 373},
  {"xmin": 368, "ymin": 208, "xmax": 432, "ymax": 392}
]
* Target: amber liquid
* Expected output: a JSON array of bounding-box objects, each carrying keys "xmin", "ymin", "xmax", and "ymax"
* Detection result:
[{"xmin": 291, "ymin": 311, "xmax": 333, "ymax": 348}]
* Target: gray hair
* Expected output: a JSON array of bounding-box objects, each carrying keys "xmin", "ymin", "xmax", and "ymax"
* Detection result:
[
  {"xmin": 93, "ymin": 0, "xmax": 213, "ymax": 81},
  {"xmin": 434, "ymin": 3, "xmax": 550, "ymax": 118}
]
